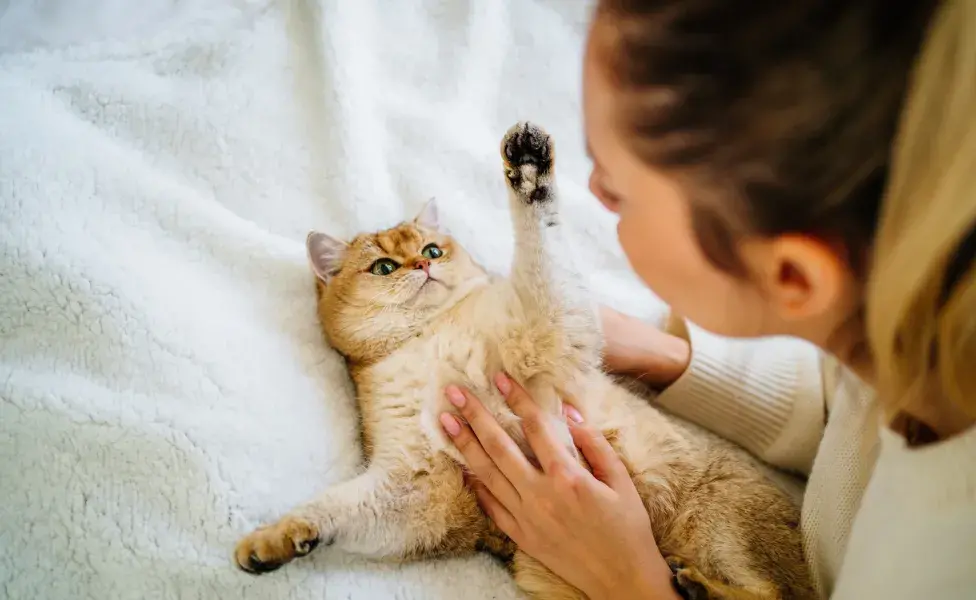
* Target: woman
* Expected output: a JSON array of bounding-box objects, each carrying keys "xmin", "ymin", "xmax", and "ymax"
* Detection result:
[{"xmin": 437, "ymin": 0, "xmax": 976, "ymax": 598}]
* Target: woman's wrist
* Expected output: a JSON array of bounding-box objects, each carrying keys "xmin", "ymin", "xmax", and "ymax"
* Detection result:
[
  {"xmin": 580, "ymin": 520, "xmax": 680, "ymax": 600},
  {"xmin": 592, "ymin": 549, "xmax": 682, "ymax": 600},
  {"xmin": 637, "ymin": 551, "xmax": 684, "ymax": 600},
  {"xmin": 634, "ymin": 332, "xmax": 690, "ymax": 389},
  {"xmin": 599, "ymin": 306, "xmax": 691, "ymax": 388}
]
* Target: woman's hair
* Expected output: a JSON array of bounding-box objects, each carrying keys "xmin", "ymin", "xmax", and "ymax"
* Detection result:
[{"xmin": 596, "ymin": 0, "xmax": 976, "ymax": 420}]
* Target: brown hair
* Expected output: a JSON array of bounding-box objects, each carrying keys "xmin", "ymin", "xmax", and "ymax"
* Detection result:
[
  {"xmin": 595, "ymin": 0, "xmax": 936, "ymax": 273},
  {"xmin": 596, "ymin": 0, "xmax": 976, "ymax": 420}
]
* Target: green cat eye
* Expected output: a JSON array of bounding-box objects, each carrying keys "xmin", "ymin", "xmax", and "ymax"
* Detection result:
[
  {"xmin": 421, "ymin": 244, "xmax": 443, "ymax": 260},
  {"xmin": 369, "ymin": 258, "xmax": 400, "ymax": 276}
]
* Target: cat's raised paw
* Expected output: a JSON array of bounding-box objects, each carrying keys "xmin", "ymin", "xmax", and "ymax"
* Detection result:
[
  {"xmin": 234, "ymin": 516, "xmax": 322, "ymax": 575},
  {"xmin": 501, "ymin": 121, "xmax": 554, "ymax": 203}
]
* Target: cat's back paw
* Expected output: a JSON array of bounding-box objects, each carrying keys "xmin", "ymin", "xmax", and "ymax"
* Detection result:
[
  {"xmin": 234, "ymin": 516, "xmax": 323, "ymax": 575},
  {"xmin": 501, "ymin": 121, "xmax": 554, "ymax": 202},
  {"xmin": 666, "ymin": 556, "xmax": 712, "ymax": 600},
  {"xmin": 666, "ymin": 555, "xmax": 785, "ymax": 600}
]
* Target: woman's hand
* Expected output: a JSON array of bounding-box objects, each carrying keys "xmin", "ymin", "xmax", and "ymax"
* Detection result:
[
  {"xmin": 439, "ymin": 374, "xmax": 679, "ymax": 600},
  {"xmin": 600, "ymin": 305, "xmax": 691, "ymax": 388}
]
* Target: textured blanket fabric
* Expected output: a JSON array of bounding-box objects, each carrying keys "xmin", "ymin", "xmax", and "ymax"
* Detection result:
[{"xmin": 0, "ymin": 1, "xmax": 665, "ymax": 598}]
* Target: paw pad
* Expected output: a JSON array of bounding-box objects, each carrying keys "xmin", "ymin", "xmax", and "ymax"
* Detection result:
[
  {"xmin": 501, "ymin": 121, "xmax": 554, "ymax": 202},
  {"xmin": 502, "ymin": 122, "xmax": 552, "ymax": 173}
]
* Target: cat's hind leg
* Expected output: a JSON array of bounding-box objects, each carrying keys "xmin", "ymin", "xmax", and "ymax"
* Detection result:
[
  {"xmin": 513, "ymin": 548, "xmax": 781, "ymax": 600},
  {"xmin": 666, "ymin": 556, "xmax": 782, "ymax": 600},
  {"xmin": 512, "ymin": 550, "xmax": 587, "ymax": 600}
]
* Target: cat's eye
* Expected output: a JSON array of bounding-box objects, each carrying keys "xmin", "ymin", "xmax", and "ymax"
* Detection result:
[
  {"xmin": 421, "ymin": 244, "xmax": 443, "ymax": 260},
  {"xmin": 369, "ymin": 258, "xmax": 400, "ymax": 276}
]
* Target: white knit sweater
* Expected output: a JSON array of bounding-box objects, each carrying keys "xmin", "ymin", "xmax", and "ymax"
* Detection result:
[{"xmin": 653, "ymin": 318, "xmax": 976, "ymax": 599}]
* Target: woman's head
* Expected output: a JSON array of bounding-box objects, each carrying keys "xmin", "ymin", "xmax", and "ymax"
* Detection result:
[{"xmin": 584, "ymin": 0, "xmax": 976, "ymax": 420}]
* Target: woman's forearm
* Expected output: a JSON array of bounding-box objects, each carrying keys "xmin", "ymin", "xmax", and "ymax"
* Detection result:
[{"xmin": 600, "ymin": 305, "xmax": 826, "ymax": 474}]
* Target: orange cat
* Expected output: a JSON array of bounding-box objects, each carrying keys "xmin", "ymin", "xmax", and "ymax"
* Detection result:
[{"xmin": 234, "ymin": 122, "xmax": 815, "ymax": 600}]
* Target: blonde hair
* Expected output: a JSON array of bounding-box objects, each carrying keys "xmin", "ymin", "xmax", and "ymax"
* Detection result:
[{"xmin": 868, "ymin": 0, "xmax": 976, "ymax": 420}]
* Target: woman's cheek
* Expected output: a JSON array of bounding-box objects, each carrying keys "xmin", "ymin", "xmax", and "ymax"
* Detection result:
[
  {"xmin": 616, "ymin": 214, "xmax": 659, "ymax": 286},
  {"xmin": 616, "ymin": 209, "xmax": 693, "ymax": 306}
]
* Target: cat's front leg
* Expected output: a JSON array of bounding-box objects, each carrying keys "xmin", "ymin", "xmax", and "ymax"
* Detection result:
[
  {"xmin": 498, "ymin": 123, "xmax": 602, "ymax": 433},
  {"xmin": 500, "ymin": 122, "xmax": 602, "ymax": 367},
  {"xmin": 235, "ymin": 470, "xmax": 382, "ymax": 574},
  {"xmin": 234, "ymin": 464, "xmax": 483, "ymax": 574}
]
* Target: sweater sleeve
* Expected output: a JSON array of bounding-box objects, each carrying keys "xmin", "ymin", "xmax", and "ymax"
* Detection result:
[{"xmin": 653, "ymin": 313, "xmax": 827, "ymax": 475}]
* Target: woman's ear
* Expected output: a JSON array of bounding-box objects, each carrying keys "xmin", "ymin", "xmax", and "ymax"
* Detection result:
[
  {"xmin": 306, "ymin": 231, "xmax": 347, "ymax": 283},
  {"xmin": 757, "ymin": 235, "xmax": 853, "ymax": 323}
]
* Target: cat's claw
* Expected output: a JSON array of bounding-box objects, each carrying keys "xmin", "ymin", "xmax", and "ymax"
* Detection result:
[
  {"xmin": 666, "ymin": 556, "xmax": 713, "ymax": 600},
  {"xmin": 501, "ymin": 121, "xmax": 555, "ymax": 203}
]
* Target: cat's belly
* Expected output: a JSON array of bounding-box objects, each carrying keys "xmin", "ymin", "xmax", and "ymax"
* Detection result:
[
  {"xmin": 366, "ymin": 333, "xmax": 532, "ymax": 468},
  {"xmin": 422, "ymin": 362, "xmax": 530, "ymax": 468}
]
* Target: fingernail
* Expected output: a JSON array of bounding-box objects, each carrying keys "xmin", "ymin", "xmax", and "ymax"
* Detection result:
[
  {"xmin": 440, "ymin": 413, "xmax": 461, "ymax": 436},
  {"xmin": 446, "ymin": 385, "xmax": 466, "ymax": 408},
  {"xmin": 565, "ymin": 405, "xmax": 584, "ymax": 423},
  {"xmin": 494, "ymin": 372, "xmax": 512, "ymax": 395}
]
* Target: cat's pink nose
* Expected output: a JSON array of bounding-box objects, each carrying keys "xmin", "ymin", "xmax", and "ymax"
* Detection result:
[{"xmin": 414, "ymin": 259, "xmax": 430, "ymax": 273}]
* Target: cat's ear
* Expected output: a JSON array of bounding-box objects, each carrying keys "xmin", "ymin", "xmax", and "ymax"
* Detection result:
[
  {"xmin": 413, "ymin": 198, "xmax": 439, "ymax": 230},
  {"xmin": 306, "ymin": 231, "xmax": 347, "ymax": 284}
]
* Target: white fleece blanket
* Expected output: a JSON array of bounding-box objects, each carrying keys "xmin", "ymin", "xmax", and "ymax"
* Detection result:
[{"xmin": 0, "ymin": 1, "xmax": 666, "ymax": 598}]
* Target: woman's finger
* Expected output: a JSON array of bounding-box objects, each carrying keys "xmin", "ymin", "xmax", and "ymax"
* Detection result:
[
  {"xmin": 470, "ymin": 479, "xmax": 523, "ymax": 544},
  {"xmin": 445, "ymin": 385, "xmax": 536, "ymax": 487},
  {"xmin": 569, "ymin": 423, "xmax": 630, "ymax": 489},
  {"xmin": 440, "ymin": 413, "xmax": 523, "ymax": 509},
  {"xmin": 563, "ymin": 403, "xmax": 584, "ymax": 424},
  {"xmin": 494, "ymin": 373, "xmax": 575, "ymax": 474}
]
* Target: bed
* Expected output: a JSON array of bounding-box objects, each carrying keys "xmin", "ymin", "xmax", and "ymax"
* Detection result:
[{"xmin": 0, "ymin": 1, "xmax": 666, "ymax": 598}]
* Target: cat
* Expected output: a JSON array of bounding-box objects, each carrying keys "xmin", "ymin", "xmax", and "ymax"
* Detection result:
[{"xmin": 234, "ymin": 122, "xmax": 815, "ymax": 600}]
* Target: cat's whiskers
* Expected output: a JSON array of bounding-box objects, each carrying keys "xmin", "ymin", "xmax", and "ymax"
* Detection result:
[{"xmin": 359, "ymin": 282, "xmax": 413, "ymax": 311}]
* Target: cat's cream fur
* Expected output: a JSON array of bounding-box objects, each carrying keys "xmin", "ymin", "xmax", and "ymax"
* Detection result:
[{"xmin": 234, "ymin": 122, "xmax": 815, "ymax": 600}]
